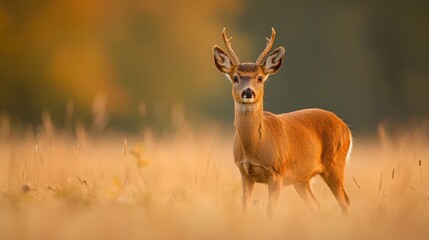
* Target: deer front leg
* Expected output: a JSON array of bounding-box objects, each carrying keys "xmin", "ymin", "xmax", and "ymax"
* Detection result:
[
  {"xmin": 267, "ymin": 177, "xmax": 282, "ymax": 217},
  {"xmin": 241, "ymin": 174, "xmax": 255, "ymax": 213}
]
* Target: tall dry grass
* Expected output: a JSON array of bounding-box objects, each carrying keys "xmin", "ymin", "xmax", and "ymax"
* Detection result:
[{"xmin": 0, "ymin": 115, "xmax": 429, "ymax": 240}]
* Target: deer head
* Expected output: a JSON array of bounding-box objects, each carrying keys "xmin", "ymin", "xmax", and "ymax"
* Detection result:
[{"xmin": 213, "ymin": 28, "xmax": 285, "ymax": 105}]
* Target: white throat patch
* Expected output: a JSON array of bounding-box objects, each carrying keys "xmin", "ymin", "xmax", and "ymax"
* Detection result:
[{"xmin": 235, "ymin": 102, "xmax": 259, "ymax": 112}]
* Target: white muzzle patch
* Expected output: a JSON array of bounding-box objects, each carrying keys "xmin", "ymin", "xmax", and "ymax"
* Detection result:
[{"xmin": 242, "ymin": 97, "xmax": 255, "ymax": 103}]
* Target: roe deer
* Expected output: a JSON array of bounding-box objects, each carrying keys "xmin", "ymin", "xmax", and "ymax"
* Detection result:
[{"xmin": 213, "ymin": 28, "xmax": 352, "ymax": 216}]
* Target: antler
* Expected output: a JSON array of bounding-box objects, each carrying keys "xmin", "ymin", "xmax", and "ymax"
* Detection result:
[
  {"xmin": 255, "ymin": 28, "xmax": 276, "ymax": 65},
  {"xmin": 222, "ymin": 28, "xmax": 240, "ymax": 65}
]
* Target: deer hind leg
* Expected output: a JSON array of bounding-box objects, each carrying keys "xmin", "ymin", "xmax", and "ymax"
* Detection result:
[
  {"xmin": 294, "ymin": 181, "xmax": 320, "ymax": 212},
  {"xmin": 320, "ymin": 169, "xmax": 350, "ymax": 215}
]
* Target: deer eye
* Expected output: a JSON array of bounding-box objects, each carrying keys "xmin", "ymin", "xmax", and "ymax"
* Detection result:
[
  {"xmin": 258, "ymin": 76, "xmax": 264, "ymax": 82},
  {"xmin": 232, "ymin": 76, "xmax": 239, "ymax": 83}
]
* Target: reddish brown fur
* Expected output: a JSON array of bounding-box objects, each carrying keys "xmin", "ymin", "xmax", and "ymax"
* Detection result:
[{"xmin": 213, "ymin": 29, "xmax": 351, "ymax": 216}]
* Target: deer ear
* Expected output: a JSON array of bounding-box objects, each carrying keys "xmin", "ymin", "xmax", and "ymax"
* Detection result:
[
  {"xmin": 263, "ymin": 47, "xmax": 285, "ymax": 75},
  {"xmin": 213, "ymin": 46, "xmax": 233, "ymax": 74}
]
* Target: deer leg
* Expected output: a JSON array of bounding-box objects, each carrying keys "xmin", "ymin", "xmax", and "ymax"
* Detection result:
[
  {"xmin": 267, "ymin": 177, "xmax": 281, "ymax": 217},
  {"xmin": 294, "ymin": 181, "xmax": 320, "ymax": 212},
  {"xmin": 241, "ymin": 174, "xmax": 255, "ymax": 213},
  {"xmin": 321, "ymin": 172, "xmax": 350, "ymax": 215}
]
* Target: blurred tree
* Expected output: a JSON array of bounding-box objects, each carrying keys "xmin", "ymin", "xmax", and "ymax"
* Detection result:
[
  {"xmin": 366, "ymin": 0, "xmax": 429, "ymax": 121},
  {"xmin": 0, "ymin": 0, "xmax": 244, "ymax": 130}
]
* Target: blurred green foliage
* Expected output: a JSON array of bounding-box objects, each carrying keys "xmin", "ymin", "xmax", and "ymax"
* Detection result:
[{"xmin": 0, "ymin": 0, "xmax": 428, "ymax": 133}]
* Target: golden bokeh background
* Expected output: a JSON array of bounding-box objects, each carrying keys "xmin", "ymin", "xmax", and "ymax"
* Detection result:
[{"xmin": 0, "ymin": 0, "xmax": 428, "ymax": 133}]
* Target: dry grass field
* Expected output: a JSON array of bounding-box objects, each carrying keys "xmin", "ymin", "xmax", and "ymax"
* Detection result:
[{"xmin": 1, "ymin": 117, "xmax": 429, "ymax": 240}]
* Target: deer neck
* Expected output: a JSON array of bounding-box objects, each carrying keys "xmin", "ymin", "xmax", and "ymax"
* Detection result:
[{"xmin": 234, "ymin": 101, "xmax": 264, "ymax": 151}]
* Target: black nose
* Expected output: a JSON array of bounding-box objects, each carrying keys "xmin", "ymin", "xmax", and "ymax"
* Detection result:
[{"xmin": 241, "ymin": 88, "xmax": 255, "ymax": 99}]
